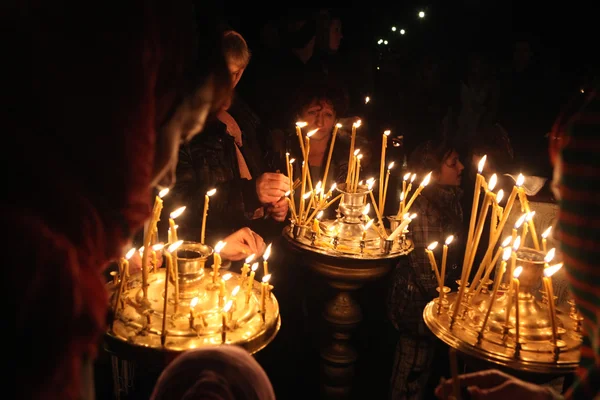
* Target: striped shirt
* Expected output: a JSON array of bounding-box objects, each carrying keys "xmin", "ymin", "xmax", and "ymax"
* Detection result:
[{"xmin": 556, "ymin": 87, "xmax": 599, "ymax": 399}]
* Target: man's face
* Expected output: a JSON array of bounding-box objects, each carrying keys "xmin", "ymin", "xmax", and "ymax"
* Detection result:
[{"xmin": 151, "ymin": 79, "xmax": 215, "ymax": 189}]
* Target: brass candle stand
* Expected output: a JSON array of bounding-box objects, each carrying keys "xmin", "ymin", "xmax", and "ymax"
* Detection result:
[
  {"xmin": 424, "ymin": 247, "xmax": 581, "ymax": 375},
  {"xmin": 105, "ymin": 241, "xmax": 280, "ymax": 395},
  {"xmin": 284, "ymin": 183, "xmax": 412, "ymax": 398}
]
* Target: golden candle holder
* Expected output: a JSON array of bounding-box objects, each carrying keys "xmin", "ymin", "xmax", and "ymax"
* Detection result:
[
  {"xmin": 105, "ymin": 240, "xmax": 280, "ymax": 368},
  {"xmin": 424, "ymin": 247, "xmax": 581, "ymax": 375},
  {"xmin": 284, "ymin": 182, "xmax": 413, "ymax": 398}
]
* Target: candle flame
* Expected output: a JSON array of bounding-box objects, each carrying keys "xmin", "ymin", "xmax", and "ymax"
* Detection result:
[
  {"xmin": 222, "ymin": 273, "xmax": 232, "ymax": 281},
  {"xmin": 224, "ymin": 299, "xmax": 233, "ymax": 312},
  {"xmin": 542, "ymin": 226, "xmax": 552, "ymax": 239},
  {"xmin": 516, "ymin": 173, "xmax": 525, "ymax": 186},
  {"xmin": 206, "ymin": 188, "xmax": 217, "ymax": 197},
  {"xmin": 403, "ymin": 172, "xmax": 411, "ymax": 180},
  {"xmin": 421, "ymin": 172, "xmax": 432, "ymax": 186},
  {"xmin": 365, "ymin": 96, "xmax": 370, "ymax": 104},
  {"xmin": 496, "ymin": 189, "xmax": 504, "ymax": 203},
  {"xmin": 477, "ymin": 155, "xmax": 487, "ymax": 173},
  {"xmin": 262, "ymin": 274, "xmax": 272, "ymax": 283},
  {"xmin": 190, "ymin": 297, "xmax": 199, "ymax": 308},
  {"xmin": 316, "ymin": 210, "xmax": 324, "ymax": 220},
  {"xmin": 410, "ymin": 173, "xmax": 416, "ymax": 183},
  {"xmin": 515, "ymin": 213, "xmax": 527, "ymax": 229},
  {"xmin": 513, "ymin": 266, "xmax": 523, "ymax": 278},
  {"xmin": 336, "ymin": 123, "xmax": 342, "ymax": 128},
  {"xmin": 399, "ymin": 192, "xmax": 405, "ymax": 201},
  {"xmin": 125, "ymin": 248, "xmax": 136, "ymax": 260},
  {"xmin": 502, "ymin": 247, "xmax": 512, "ymax": 260},
  {"xmin": 315, "ymin": 181, "xmax": 322, "ymax": 191},
  {"xmin": 526, "ymin": 211, "xmax": 535, "ymax": 221},
  {"xmin": 139, "ymin": 246, "xmax": 145, "ymax": 255},
  {"xmin": 232, "ymin": 285, "xmax": 240, "ymax": 297},
  {"xmin": 251, "ymin": 262, "xmax": 259, "ymax": 271},
  {"xmin": 353, "ymin": 120, "xmax": 362, "ymax": 128},
  {"xmin": 354, "ymin": 148, "xmax": 360, "ymax": 156},
  {"xmin": 215, "ymin": 241, "xmax": 227, "ymax": 253},
  {"xmin": 544, "ymin": 248, "xmax": 556, "ymax": 263},
  {"xmin": 364, "ymin": 219, "xmax": 374, "ymax": 230},
  {"xmin": 152, "ymin": 243, "xmax": 165, "ymax": 251},
  {"xmin": 289, "ymin": 158, "xmax": 295, "ymax": 164},
  {"xmin": 388, "ymin": 161, "xmax": 395, "ymax": 170},
  {"xmin": 501, "ymin": 236, "xmax": 512, "ymax": 247},
  {"xmin": 330, "ymin": 183, "xmax": 336, "ymax": 192},
  {"xmin": 367, "ymin": 180, "xmax": 375, "ymax": 190},
  {"xmin": 170, "ymin": 206, "xmax": 186, "ymax": 219},
  {"xmin": 427, "ymin": 241, "xmax": 438, "ymax": 251},
  {"xmin": 285, "ymin": 190, "xmax": 291, "ymax": 197},
  {"xmin": 384, "ymin": 130, "xmax": 391, "ymax": 136},
  {"xmin": 296, "ymin": 121, "xmax": 307, "ymax": 128},
  {"xmin": 544, "ymin": 262, "xmax": 563, "ymax": 277},
  {"xmin": 363, "ymin": 203, "xmax": 371, "ymax": 215},
  {"xmin": 357, "ymin": 154, "xmax": 363, "ymax": 160},
  {"xmin": 158, "ymin": 188, "xmax": 170, "ymax": 198},
  {"xmin": 445, "ymin": 235, "xmax": 454, "ymax": 245},
  {"xmin": 168, "ymin": 240, "xmax": 184, "ymax": 253},
  {"xmin": 303, "ymin": 191, "xmax": 312, "ymax": 200},
  {"xmin": 307, "ymin": 129, "xmax": 318, "ymax": 138},
  {"xmin": 513, "ymin": 236, "xmax": 521, "ymax": 250},
  {"xmin": 488, "ymin": 174, "xmax": 498, "ymax": 191},
  {"xmin": 263, "ymin": 243, "xmax": 272, "ymax": 261},
  {"xmin": 409, "ymin": 213, "xmax": 417, "ymax": 219},
  {"xmin": 245, "ymin": 254, "xmax": 255, "ymax": 264}
]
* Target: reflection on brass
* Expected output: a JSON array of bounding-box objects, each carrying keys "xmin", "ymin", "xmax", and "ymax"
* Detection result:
[
  {"xmin": 424, "ymin": 248, "xmax": 581, "ymax": 374},
  {"xmin": 105, "ymin": 241, "xmax": 280, "ymax": 364}
]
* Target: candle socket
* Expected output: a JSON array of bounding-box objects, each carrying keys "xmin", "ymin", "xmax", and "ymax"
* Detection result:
[
  {"xmin": 310, "ymin": 231, "xmax": 317, "ymax": 246},
  {"xmin": 292, "ymin": 224, "xmax": 307, "ymax": 239},
  {"xmin": 381, "ymin": 239, "xmax": 393, "ymax": 254},
  {"xmin": 189, "ymin": 314, "xmax": 195, "ymax": 330},
  {"xmin": 360, "ymin": 240, "xmax": 366, "ymax": 254},
  {"xmin": 218, "ymin": 295, "xmax": 224, "ymax": 308},
  {"xmin": 514, "ymin": 342, "xmax": 522, "ymax": 357}
]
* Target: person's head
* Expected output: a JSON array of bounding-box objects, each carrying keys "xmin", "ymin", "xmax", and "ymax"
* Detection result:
[
  {"xmin": 151, "ymin": 14, "xmax": 232, "ymax": 189},
  {"xmin": 294, "ymin": 80, "xmax": 348, "ymax": 141},
  {"xmin": 150, "ymin": 345, "xmax": 275, "ymax": 400},
  {"xmin": 284, "ymin": 15, "xmax": 317, "ymax": 51},
  {"xmin": 222, "ymin": 30, "xmax": 251, "ymax": 89},
  {"xmin": 328, "ymin": 17, "xmax": 343, "ymax": 52},
  {"xmin": 408, "ymin": 140, "xmax": 465, "ymax": 186}
]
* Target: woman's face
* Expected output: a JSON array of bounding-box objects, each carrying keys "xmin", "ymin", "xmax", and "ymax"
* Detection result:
[
  {"xmin": 438, "ymin": 150, "xmax": 464, "ymax": 186},
  {"xmin": 300, "ymin": 100, "xmax": 336, "ymax": 141},
  {"xmin": 151, "ymin": 79, "xmax": 215, "ymax": 189}
]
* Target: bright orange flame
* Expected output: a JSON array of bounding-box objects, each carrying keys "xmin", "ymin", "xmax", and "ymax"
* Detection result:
[
  {"xmin": 168, "ymin": 240, "xmax": 184, "ymax": 253},
  {"xmin": 513, "ymin": 266, "xmax": 523, "ymax": 278},
  {"xmin": 125, "ymin": 248, "xmax": 136, "ymax": 259},
  {"xmin": 223, "ymin": 299, "xmax": 233, "ymax": 312},
  {"xmin": 158, "ymin": 188, "xmax": 170, "ymax": 198},
  {"xmin": 262, "ymin": 274, "xmax": 272, "ymax": 283},
  {"xmin": 477, "ymin": 155, "xmax": 487, "ymax": 173},
  {"xmin": 544, "ymin": 262, "xmax": 563, "ymax": 277},
  {"xmin": 206, "ymin": 188, "xmax": 217, "ymax": 196},
  {"xmin": 170, "ymin": 206, "xmax": 186, "ymax": 219},
  {"xmin": 215, "ymin": 241, "xmax": 227, "ymax": 253},
  {"xmin": 263, "ymin": 243, "xmax": 272, "ymax": 261},
  {"xmin": 190, "ymin": 297, "xmax": 199, "ymax": 308},
  {"xmin": 427, "ymin": 241, "xmax": 438, "ymax": 251},
  {"xmin": 542, "ymin": 226, "xmax": 552, "ymax": 239},
  {"xmin": 445, "ymin": 235, "xmax": 454, "ymax": 245}
]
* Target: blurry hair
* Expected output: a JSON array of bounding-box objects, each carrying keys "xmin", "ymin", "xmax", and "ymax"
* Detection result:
[
  {"xmin": 408, "ymin": 140, "xmax": 459, "ymax": 177},
  {"xmin": 223, "ymin": 30, "xmax": 251, "ymax": 68},
  {"xmin": 293, "ymin": 78, "xmax": 349, "ymax": 119}
]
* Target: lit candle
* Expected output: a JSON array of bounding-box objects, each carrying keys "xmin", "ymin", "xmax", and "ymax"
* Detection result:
[
  {"xmin": 425, "ymin": 242, "xmax": 442, "ymax": 287},
  {"xmin": 295, "ymin": 121, "xmax": 308, "ymax": 158},
  {"xmin": 161, "ymin": 240, "xmax": 183, "ymax": 346},
  {"xmin": 468, "ymin": 174, "xmax": 524, "ymax": 294},
  {"xmin": 465, "ymin": 156, "xmax": 487, "ymax": 267},
  {"xmin": 313, "ymin": 211, "xmax": 324, "ymax": 238},
  {"xmin": 518, "ymin": 186, "xmax": 540, "ymax": 250},
  {"xmin": 245, "ymin": 262, "xmax": 259, "ymax": 303},
  {"xmin": 261, "ymin": 274, "xmax": 272, "ymax": 315},
  {"xmin": 111, "ymin": 248, "xmax": 136, "ymax": 328},
  {"xmin": 212, "ymin": 241, "xmax": 227, "ymax": 283},
  {"xmin": 382, "ymin": 161, "xmax": 394, "ymax": 216},
  {"xmin": 504, "ymin": 236, "xmax": 521, "ymax": 329},
  {"xmin": 396, "ymin": 173, "xmax": 411, "ymax": 218},
  {"xmin": 322, "ymin": 123, "xmax": 342, "ymax": 191},
  {"xmin": 489, "ymin": 189, "xmax": 504, "ymax": 246},
  {"xmin": 513, "ymin": 266, "xmax": 523, "ymax": 347},
  {"xmin": 151, "ymin": 243, "xmax": 164, "ymax": 274},
  {"xmin": 168, "ymin": 206, "xmax": 186, "ymax": 243},
  {"xmin": 222, "ymin": 300, "xmax": 233, "ymax": 343},
  {"xmin": 288, "ymin": 159, "xmax": 296, "ymax": 217},
  {"xmin": 471, "ymin": 236, "xmax": 512, "ymax": 301},
  {"xmin": 367, "ymin": 180, "xmax": 385, "ymax": 227},
  {"xmin": 478, "ymin": 248, "xmax": 510, "ymax": 338},
  {"xmin": 403, "ymin": 172, "xmax": 432, "ymax": 213},
  {"xmin": 263, "ymin": 243, "xmax": 272, "ymax": 275},
  {"xmin": 513, "ymin": 213, "xmax": 526, "ymax": 242},
  {"xmin": 542, "ymin": 261, "xmax": 563, "ymax": 347},
  {"xmin": 439, "ymin": 235, "xmax": 454, "ymax": 305},
  {"xmin": 142, "ymin": 188, "xmax": 169, "ymax": 300},
  {"xmin": 353, "ymin": 153, "xmax": 363, "ymax": 192},
  {"xmin": 240, "ymin": 253, "xmax": 255, "ymax": 283},
  {"xmin": 379, "ymin": 130, "xmax": 391, "ymax": 209},
  {"xmin": 200, "ymin": 188, "xmax": 216, "ymax": 244},
  {"xmin": 189, "ymin": 296, "xmax": 198, "ymax": 329},
  {"xmin": 346, "ymin": 120, "xmax": 361, "ymax": 184},
  {"xmin": 387, "ymin": 213, "xmax": 417, "ymax": 241},
  {"xmin": 541, "ymin": 226, "xmax": 552, "ymax": 253},
  {"xmin": 230, "ymin": 285, "xmax": 241, "ymax": 320},
  {"xmin": 522, "ymin": 211, "xmax": 535, "ymax": 246}
]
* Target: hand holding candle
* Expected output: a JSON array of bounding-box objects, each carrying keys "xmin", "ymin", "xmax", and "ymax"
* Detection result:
[{"xmin": 200, "ymin": 189, "xmax": 216, "ymax": 244}]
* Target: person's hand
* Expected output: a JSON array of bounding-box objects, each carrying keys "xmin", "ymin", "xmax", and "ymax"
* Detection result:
[
  {"xmin": 128, "ymin": 245, "xmax": 164, "ymax": 275},
  {"xmin": 220, "ymin": 228, "xmax": 266, "ymax": 261},
  {"xmin": 266, "ymin": 197, "xmax": 289, "ymax": 222},
  {"xmin": 435, "ymin": 369, "xmax": 557, "ymax": 400},
  {"xmin": 256, "ymin": 173, "xmax": 289, "ymax": 205}
]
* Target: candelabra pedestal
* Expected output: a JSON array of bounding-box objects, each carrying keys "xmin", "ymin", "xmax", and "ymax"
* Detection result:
[{"xmin": 284, "ymin": 226, "xmax": 408, "ymax": 399}]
